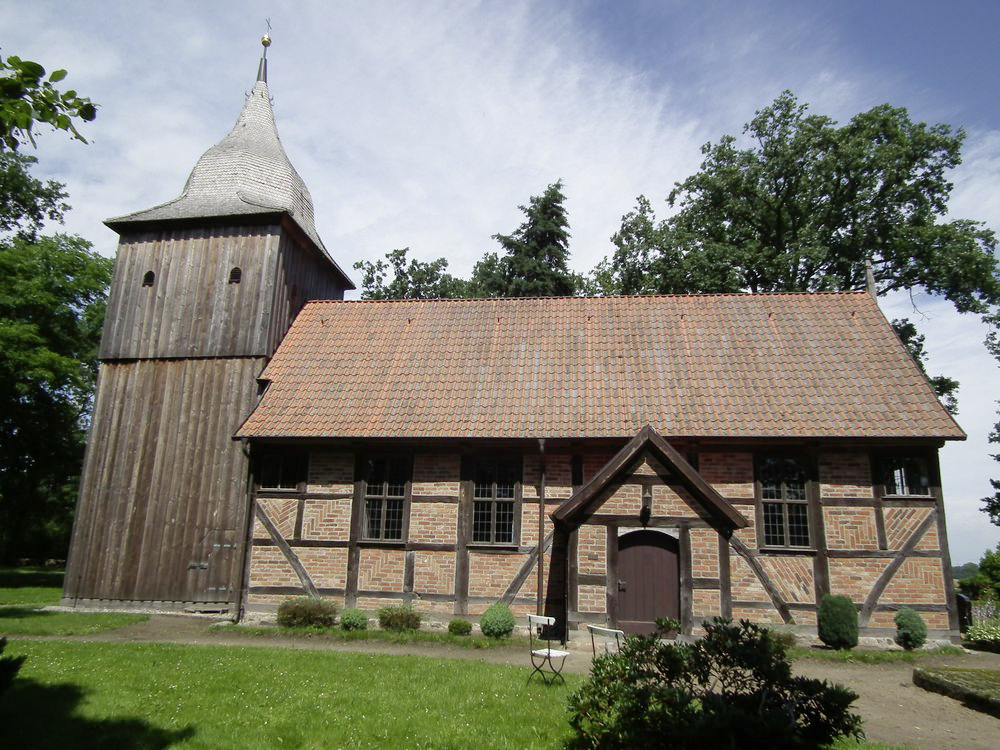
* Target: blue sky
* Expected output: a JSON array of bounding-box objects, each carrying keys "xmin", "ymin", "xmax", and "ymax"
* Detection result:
[{"xmin": 4, "ymin": 0, "xmax": 999, "ymax": 563}]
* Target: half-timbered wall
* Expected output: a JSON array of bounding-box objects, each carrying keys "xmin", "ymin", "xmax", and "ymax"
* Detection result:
[
  {"xmin": 246, "ymin": 444, "xmax": 956, "ymax": 637},
  {"xmin": 247, "ymin": 448, "xmax": 570, "ymax": 617}
]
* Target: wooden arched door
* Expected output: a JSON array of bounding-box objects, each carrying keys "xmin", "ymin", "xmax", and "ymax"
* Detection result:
[{"xmin": 615, "ymin": 529, "xmax": 680, "ymax": 634}]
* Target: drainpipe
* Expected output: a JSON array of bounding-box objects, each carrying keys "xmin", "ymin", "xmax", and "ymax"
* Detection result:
[{"xmin": 537, "ymin": 438, "xmax": 546, "ymax": 616}]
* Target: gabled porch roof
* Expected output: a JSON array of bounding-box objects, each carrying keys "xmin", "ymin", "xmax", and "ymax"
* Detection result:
[{"xmin": 552, "ymin": 424, "xmax": 749, "ymax": 530}]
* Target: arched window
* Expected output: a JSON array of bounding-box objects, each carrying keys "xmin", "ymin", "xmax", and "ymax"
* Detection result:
[
  {"xmin": 228, "ymin": 267, "xmax": 242, "ymax": 284},
  {"xmin": 142, "ymin": 271, "xmax": 155, "ymax": 287}
]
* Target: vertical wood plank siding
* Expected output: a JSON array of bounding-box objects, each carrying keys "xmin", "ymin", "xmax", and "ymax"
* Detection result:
[
  {"xmin": 64, "ymin": 358, "xmax": 262, "ymax": 603},
  {"xmin": 100, "ymin": 225, "xmax": 282, "ymax": 359},
  {"xmin": 266, "ymin": 232, "xmax": 347, "ymax": 353},
  {"xmin": 67, "ymin": 221, "xmax": 346, "ymax": 607}
]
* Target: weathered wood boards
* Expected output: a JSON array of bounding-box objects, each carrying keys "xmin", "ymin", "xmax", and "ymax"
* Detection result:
[
  {"xmin": 63, "ymin": 357, "xmax": 261, "ymax": 603},
  {"xmin": 64, "ymin": 224, "xmax": 347, "ymax": 608}
]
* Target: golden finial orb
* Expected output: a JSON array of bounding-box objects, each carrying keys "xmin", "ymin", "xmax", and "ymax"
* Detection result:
[{"xmin": 261, "ymin": 33, "xmax": 271, "ymax": 48}]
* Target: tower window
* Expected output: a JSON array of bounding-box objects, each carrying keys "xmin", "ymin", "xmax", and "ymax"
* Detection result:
[
  {"xmin": 142, "ymin": 271, "xmax": 155, "ymax": 287},
  {"xmin": 228, "ymin": 267, "xmax": 242, "ymax": 284}
]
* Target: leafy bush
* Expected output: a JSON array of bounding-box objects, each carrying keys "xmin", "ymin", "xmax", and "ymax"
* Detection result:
[
  {"xmin": 448, "ymin": 619, "xmax": 472, "ymax": 636},
  {"xmin": 340, "ymin": 608, "xmax": 368, "ymax": 631},
  {"xmin": 479, "ymin": 604, "xmax": 516, "ymax": 638},
  {"xmin": 818, "ymin": 594, "xmax": 858, "ymax": 650},
  {"xmin": 276, "ymin": 597, "xmax": 338, "ymax": 628},
  {"xmin": 767, "ymin": 628, "xmax": 798, "ymax": 650},
  {"xmin": 967, "ymin": 619, "xmax": 1000, "ymax": 643},
  {"xmin": 894, "ymin": 608, "xmax": 927, "ymax": 650},
  {"xmin": 377, "ymin": 605, "xmax": 421, "ymax": 632},
  {"xmin": 567, "ymin": 618, "xmax": 862, "ymax": 749}
]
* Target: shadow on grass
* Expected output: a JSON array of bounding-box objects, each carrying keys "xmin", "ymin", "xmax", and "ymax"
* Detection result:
[
  {"xmin": 0, "ymin": 678, "xmax": 195, "ymax": 749},
  {"xmin": 0, "ymin": 568, "xmax": 64, "ymax": 589},
  {"xmin": 0, "ymin": 607, "xmax": 59, "ymax": 619}
]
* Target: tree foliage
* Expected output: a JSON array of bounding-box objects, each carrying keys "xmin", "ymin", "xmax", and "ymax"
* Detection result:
[
  {"xmin": 0, "ymin": 152, "xmax": 68, "ymax": 239},
  {"xmin": 0, "ymin": 53, "xmax": 107, "ymax": 562},
  {"xmin": 356, "ymin": 181, "xmax": 578, "ymax": 300},
  {"xmin": 594, "ymin": 91, "xmax": 999, "ymax": 310},
  {"xmin": 566, "ymin": 618, "xmax": 862, "ymax": 750},
  {"xmin": 957, "ymin": 543, "xmax": 1000, "ymax": 601},
  {"xmin": 984, "ymin": 311, "xmax": 1000, "ymax": 526},
  {"xmin": 0, "ymin": 233, "xmax": 112, "ymax": 562},
  {"xmin": 0, "ymin": 52, "xmax": 96, "ymax": 150},
  {"xmin": 475, "ymin": 180, "xmax": 577, "ymax": 297},
  {"xmin": 354, "ymin": 247, "xmax": 469, "ymax": 300}
]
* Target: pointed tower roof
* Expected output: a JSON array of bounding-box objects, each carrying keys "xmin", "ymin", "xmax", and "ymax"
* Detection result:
[{"xmin": 107, "ymin": 36, "xmax": 352, "ymax": 287}]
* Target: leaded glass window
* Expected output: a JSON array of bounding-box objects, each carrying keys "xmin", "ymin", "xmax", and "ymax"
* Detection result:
[
  {"xmin": 257, "ymin": 451, "xmax": 307, "ymax": 490},
  {"xmin": 758, "ymin": 456, "xmax": 810, "ymax": 548},
  {"xmin": 471, "ymin": 457, "xmax": 520, "ymax": 544},
  {"xmin": 363, "ymin": 456, "xmax": 409, "ymax": 541},
  {"xmin": 881, "ymin": 457, "xmax": 930, "ymax": 496}
]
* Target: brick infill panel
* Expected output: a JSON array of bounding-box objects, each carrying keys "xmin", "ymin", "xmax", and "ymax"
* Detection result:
[{"xmin": 819, "ymin": 451, "xmax": 873, "ymax": 499}]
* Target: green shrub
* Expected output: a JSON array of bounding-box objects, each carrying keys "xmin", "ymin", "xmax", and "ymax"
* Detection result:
[
  {"xmin": 566, "ymin": 618, "xmax": 863, "ymax": 749},
  {"xmin": 448, "ymin": 618, "xmax": 472, "ymax": 636},
  {"xmin": 340, "ymin": 608, "xmax": 368, "ymax": 631},
  {"xmin": 276, "ymin": 597, "xmax": 338, "ymax": 628},
  {"xmin": 767, "ymin": 628, "xmax": 798, "ymax": 650},
  {"xmin": 377, "ymin": 605, "xmax": 421, "ymax": 632},
  {"xmin": 894, "ymin": 607, "xmax": 927, "ymax": 650},
  {"xmin": 479, "ymin": 604, "xmax": 516, "ymax": 638},
  {"xmin": 967, "ymin": 619, "xmax": 1000, "ymax": 643},
  {"xmin": 818, "ymin": 594, "xmax": 858, "ymax": 650}
]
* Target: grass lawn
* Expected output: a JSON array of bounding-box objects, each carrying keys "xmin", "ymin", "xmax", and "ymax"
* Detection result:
[
  {"xmin": 0, "ymin": 567, "xmax": 147, "ymax": 636},
  {"xmin": 2, "ymin": 640, "xmax": 900, "ymax": 750},
  {"xmin": 2, "ymin": 640, "xmax": 579, "ymax": 749}
]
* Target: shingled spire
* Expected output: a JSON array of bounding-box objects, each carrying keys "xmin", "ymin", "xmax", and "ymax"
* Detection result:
[{"xmin": 107, "ymin": 34, "xmax": 347, "ymax": 279}]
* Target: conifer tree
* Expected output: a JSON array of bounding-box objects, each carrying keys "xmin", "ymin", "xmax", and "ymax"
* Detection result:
[{"xmin": 474, "ymin": 180, "xmax": 576, "ymax": 297}]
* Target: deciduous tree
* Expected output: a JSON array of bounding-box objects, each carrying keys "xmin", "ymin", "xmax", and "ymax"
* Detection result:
[
  {"xmin": 354, "ymin": 247, "xmax": 469, "ymax": 300},
  {"xmin": 0, "ymin": 52, "xmax": 106, "ymax": 562},
  {"xmin": 591, "ymin": 91, "xmax": 999, "ymax": 417}
]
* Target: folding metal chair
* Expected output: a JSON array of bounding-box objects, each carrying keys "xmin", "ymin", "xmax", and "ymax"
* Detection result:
[
  {"xmin": 527, "ymin": 614, "xmax": 569, "ymax": 685},
  {"xmin": 586, "ymin": 624, "xmax": 625, "ymax": 656}
]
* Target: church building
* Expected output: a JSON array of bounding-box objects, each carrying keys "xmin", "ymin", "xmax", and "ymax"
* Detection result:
[{"xmin": 63, "ymin": 40, "xmax": 963, "ymax": 640}]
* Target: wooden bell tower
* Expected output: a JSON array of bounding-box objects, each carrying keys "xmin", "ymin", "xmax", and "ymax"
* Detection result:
[{"xmin": 62, "ymin": 37, "xmax": 353, "ymax": 611}]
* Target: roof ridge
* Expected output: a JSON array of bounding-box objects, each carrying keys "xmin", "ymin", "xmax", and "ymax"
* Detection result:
[{"xmin": 304, "ymin": 290, "xmax": 872, "ymax": 305}]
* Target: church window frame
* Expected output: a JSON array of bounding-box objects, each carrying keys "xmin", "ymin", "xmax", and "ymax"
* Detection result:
[
  {"xmin": 468, "ymin": 455, "xmax": 522, "ymax": 546},
  {"xmin": 256, "ymin": 449, "xmax": 308, "ymax": 492},
  {"xmin": 755, "ymin": 454, "xmax": 811, "ymax": 550},
  {"xmin": 359, "ymin": 454, "xmax": 412, "ymax": 542}
]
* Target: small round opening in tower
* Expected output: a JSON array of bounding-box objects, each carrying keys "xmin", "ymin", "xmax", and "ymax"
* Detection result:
[
  {"xmin": 142, "ymin": 270, "xmax": 155, "ymax": 287},
  {"xmin": 229, "ymin": 267, "xmax": 242, "ymax": 284}
]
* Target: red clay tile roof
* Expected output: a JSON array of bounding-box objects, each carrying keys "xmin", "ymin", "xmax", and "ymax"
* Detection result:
[{"xmin": 235, "ymin": 293, "xmax": 965, "ymax": 441}]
